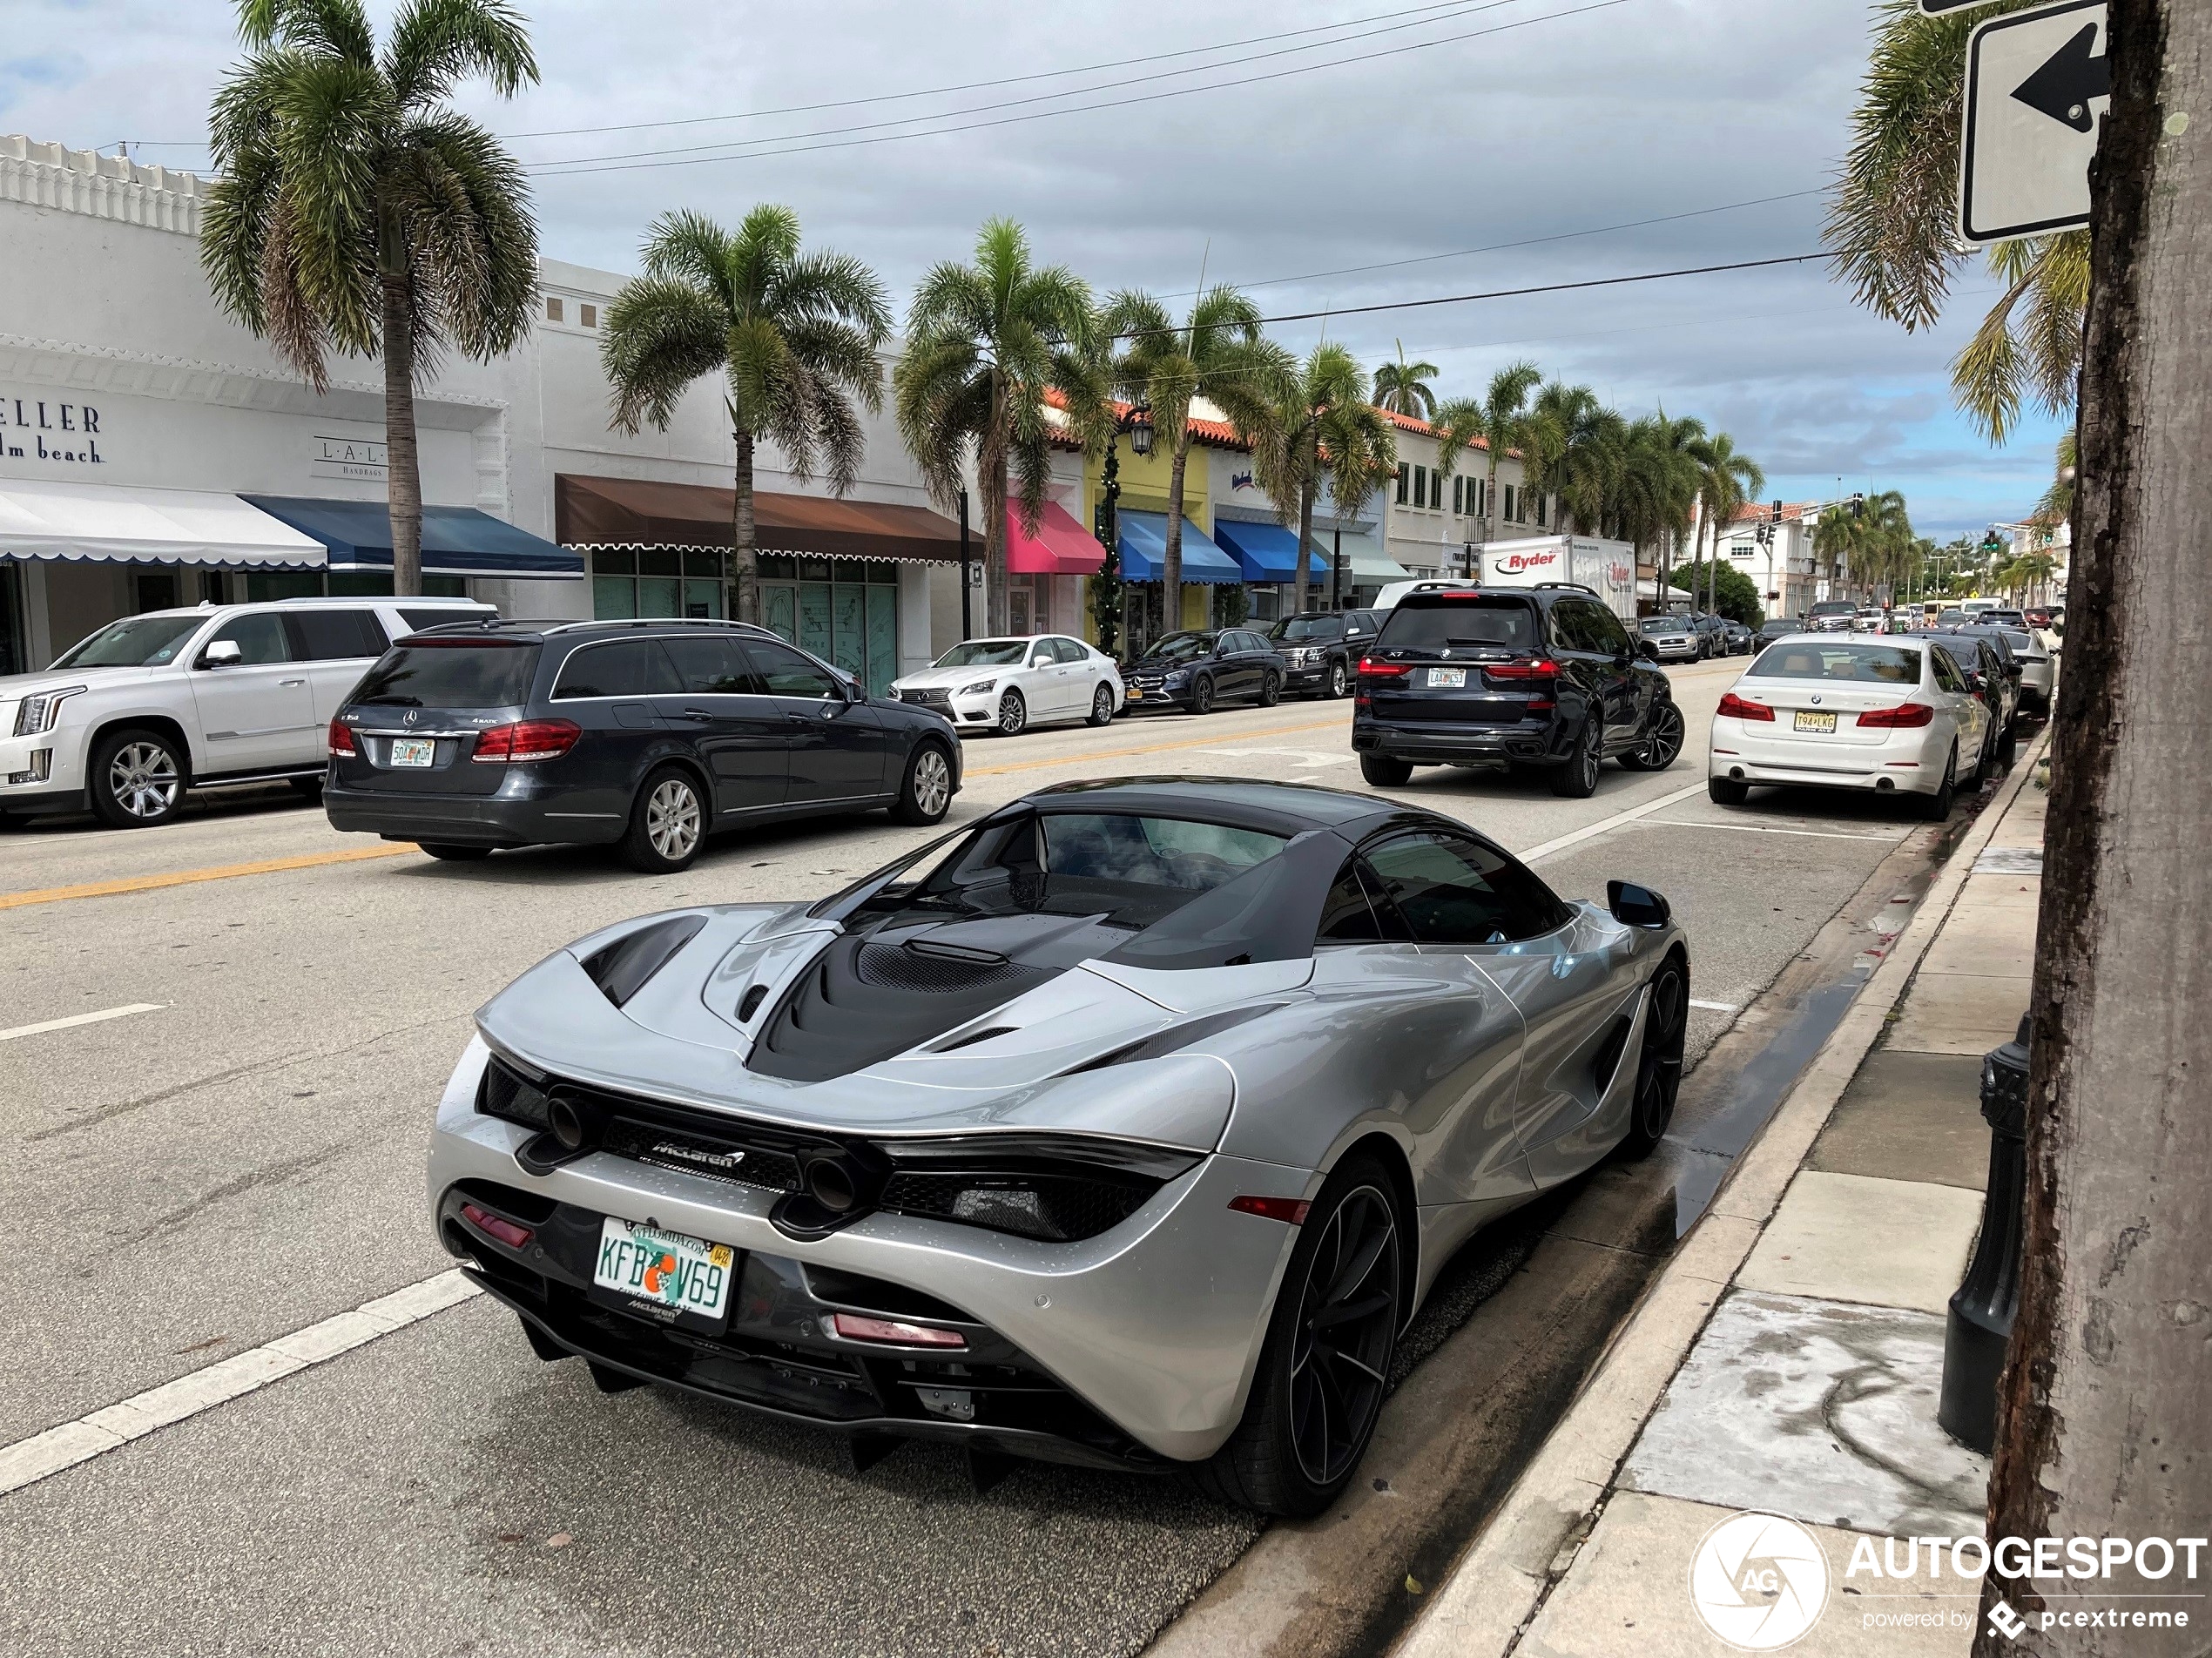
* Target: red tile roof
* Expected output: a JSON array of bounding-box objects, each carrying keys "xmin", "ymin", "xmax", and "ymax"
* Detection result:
[
  {"xmin": 1373, "ymin": 407, "xmax": 1491, "ymax": 452},
  {"xmin": 1728, "ymin": 500, "xmax": 1821, "ymax": 524}
]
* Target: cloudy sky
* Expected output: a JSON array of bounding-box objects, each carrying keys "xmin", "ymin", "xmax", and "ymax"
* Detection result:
[{"xmin": 7, "ymin": 0, "xmax": 2069, "ymax": 537}]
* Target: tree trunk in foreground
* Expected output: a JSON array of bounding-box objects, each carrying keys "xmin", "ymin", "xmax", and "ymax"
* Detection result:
[
  {"xmin": 1163, "ymin": 428, "xmax": 1190, "ymax": 629},
  {"xmin": 381, "ymin": 276, "xmax": 423, "ymax": 598},
  {"xmin": 1975, "ymin": 4, "xmax": 2212, "ymax": 1652},
  {"xmin": 732, "ymin": 427, "xmax": 759, "ymax": 626}
]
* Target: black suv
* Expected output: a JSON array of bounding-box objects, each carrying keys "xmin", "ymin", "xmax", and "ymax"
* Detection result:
[
  {"xmin": 324, "ymin": 619, "xmax": 961, "ymax": 873},
  {"xmin": 1265, "ymin": 610, "xmax": 1385, "ymax": 699},
  {"xmin": 1352, "ymin": 585, "xmax": 1684, "ymax": 798}
]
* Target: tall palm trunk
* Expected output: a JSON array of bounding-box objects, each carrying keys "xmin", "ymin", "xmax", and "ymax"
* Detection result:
[
  {"xmin": 381, "ymin": 274, "xmax": 423, "ymax": 597},
  {"xmin": 1486, "ymin": 453, "xmax": 1502, "ymax": 546},
  {"xmin": 1292, "ymin": 482, "xmax": 1316, "ymax": 617},
  {"xmin": 731, "ymin": 427, "xmax": 760, "ymax": 624},
  {"xmin": 1163, "ymin": 428, "xmax": 1190, "ymax": 630},
  {"xmin": 984, "ymin": 374, "xmax": 1009, "ymax": 635}
]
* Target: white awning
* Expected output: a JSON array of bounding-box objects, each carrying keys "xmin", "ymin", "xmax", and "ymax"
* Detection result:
[{"xmin": 0, "ymin": 478, "xmax": 326, "ymax": 569}]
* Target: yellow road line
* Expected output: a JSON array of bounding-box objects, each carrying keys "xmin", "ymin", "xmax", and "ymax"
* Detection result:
[
  {"xmin": 0, "ymin": 844, "xmax": 415, "ymax": 912},
  {"xmin": 964, "ymin": 714, "xmax": 1350, "ymax": 778}
]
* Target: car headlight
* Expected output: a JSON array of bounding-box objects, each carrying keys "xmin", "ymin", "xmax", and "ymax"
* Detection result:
[
  {"xmin": 1164, "ymin": 670, "xmax": 1189, "ymax": 685},
  {"xmin": 959, "ymin": 679, "xmax": 996, "ymax": 697},
  {"xmin": 14, "ymin": 686, "xmax": 85, "ymax": 736}
]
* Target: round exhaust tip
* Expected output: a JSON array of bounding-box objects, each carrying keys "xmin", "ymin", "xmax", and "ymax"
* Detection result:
[
  {"xmin": 804, "ymin": 1155, "xmax": 862, "ymax": 1213},
  {"xmin": 548, "ymin": 1094, "xmax": 591, "ymax": 1152},
  {"xmin": 1730, "ymin": 766, "xmax": 1745, "ymax": 780},
  {"xmin": 1875, "ymin": 776, "xmax": 1893, "ymax": 791}
]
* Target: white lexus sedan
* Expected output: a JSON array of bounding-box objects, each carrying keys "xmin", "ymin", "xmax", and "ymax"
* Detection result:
[
  {"xmin": 887, "ymin": 634, "xmax": 1123, "ymax": 737},
  {"xmin": 1707, "ymin": 634, "xmax": 1993, "ymax": 819}
]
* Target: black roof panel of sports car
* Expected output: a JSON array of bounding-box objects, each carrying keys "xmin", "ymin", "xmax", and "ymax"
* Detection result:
[{"xmin": 1024, "ymin": 776, "xmax": 1395, "ymax": 835}]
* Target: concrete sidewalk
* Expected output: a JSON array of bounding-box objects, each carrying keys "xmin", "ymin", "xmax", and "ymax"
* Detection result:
[{"xmin": 1399, "ymin": 744, "xmax": 2048, "ymax": 1658}]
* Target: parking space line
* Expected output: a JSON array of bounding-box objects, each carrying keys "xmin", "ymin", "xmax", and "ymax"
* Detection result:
[
  {"xmin": 0, "ymin": 1003, "xmax": 165, "ymax": 1043},
  {"xmin": 1689, "ymin": 999, "xmax": 1742, "ymax": 1014},
  {"xmin": 0, "ymin": 845, "xmax": 415, "ymax": 913},
  {"xmin": 1515, "ymin": 782, "xmax": 1708, "ymax": 864},
  {"xmin": 963, "ymin": 714, "xmax": 1347, "ymax": 778},
  {"xmin": 0, "ymin": 1269, "xmax": 481, "ymax": 1498},
  {"xmin": 1635, "ymin": 817, "xmax": 1907, "ymax": 842}
]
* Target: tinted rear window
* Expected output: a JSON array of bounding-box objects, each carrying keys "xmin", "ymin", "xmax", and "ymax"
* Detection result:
[
  {"xmin": 350, "ymin": 643, "xmax": 540, "ymax": 708},
  {"xmin": 1746, "ymin": 642, "xmax": 1922, "ymax": 684},
  {"xmin": 1377, "ymin": 599, "xmax": 1537, "ymax": 653}
]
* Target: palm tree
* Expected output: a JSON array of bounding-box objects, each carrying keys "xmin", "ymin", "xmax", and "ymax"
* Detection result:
[
  {"xmin": 1825, "ymin": 0, "xmax": 2087, "ymax": 441},
  {"xmin": 1612, "ymin": 413, "xmax": 1707, "ymax": 587},
  {"xmin": 1101, "ymin": 286, "xmax": 1286, "ymax": 607},
  {"xmin": 601, "ymin": 206, "xmax": 890, "ymax": 624},
  {"xmin": 1241, "ymin": 345, "xmax": 1396, "ymax": 616},
  {"xmin": 1372, "ymin": 341, "xmax": 1440, "ymax": 420},
  {"xmin": 1431, "ymin": 361, "xmax": 1543, "ymax": 547},
  {"xmin": 894, "ymin": 219, "xmax": 1103, "ymax": 636},
  {"xmin": 1692, "ymin": 433, "xmax": 1765, "ymax": 615},
  {"xmin": 1523, "ymin": 381, "xmax": 1624, "ymax": 536},
  {"xmin": 202, "ymin": 0, "xmax": 539, "ymax": 596}
]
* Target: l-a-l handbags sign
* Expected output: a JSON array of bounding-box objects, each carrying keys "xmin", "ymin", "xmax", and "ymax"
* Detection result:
[
  {"xmin": 313, "ymin": 434, "xmax": 388, "ymax": 481},
  {"xmin": 0, "ymin": 393, "xmax": 106, "ymax": 467}
]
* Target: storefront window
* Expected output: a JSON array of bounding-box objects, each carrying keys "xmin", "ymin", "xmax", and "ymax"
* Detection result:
[
  {"xmin": 0, "ymin": 562, "xmax": 26, "ymax": 677},
  {"xmin": 756, "ymin": 554, "xmax": 900, "ymax": 695},
  {"xmin": 590, "ymin": 548, "xmax": 725, "ymax": 620},
  {"xmin": 240, "ymin": 570, "xmax": 467, "ymax": 602}
]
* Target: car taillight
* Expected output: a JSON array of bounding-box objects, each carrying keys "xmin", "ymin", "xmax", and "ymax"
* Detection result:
[
  {"xmin": 1716, "ymin": 691, "xmax": 1775, "ymax": 722},
  {"xmin": 1357, "ymin": 657, "xmax": 1410, "ymax": 678},
  {"xmin": 1483, "ymin": 657, "xmax": 1561, "ymax": 680},
  {"xmin": 472, "ymin": 719, "xmax": 581, "ymax": 764},
  {"xmin": 1857, "ymin": 703, "xmax": 1935, "ymax": 729},
  {"xmin": 459, "ymin": 1201, "xmax": 531, "ymax": 1250},
  {"xmin": 327, "ymin": 718, "xmax": 357, "ymax": 757}
]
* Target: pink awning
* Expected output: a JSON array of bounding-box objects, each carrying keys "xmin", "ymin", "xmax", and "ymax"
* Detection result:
[{"xmin": 1006, "ymin": 501, "xmax": 1105, "ymax": 575}]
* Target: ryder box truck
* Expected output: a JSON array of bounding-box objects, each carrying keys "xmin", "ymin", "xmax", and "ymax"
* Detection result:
[{"xmin": 1474, "ymin": 536, "xmax": 1639, "ymax": 623}]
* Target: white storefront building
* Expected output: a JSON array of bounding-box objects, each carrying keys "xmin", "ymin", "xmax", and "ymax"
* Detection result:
[{"xmin": 0, "ymin": 138, "xmax": 967, "ymax": 690}]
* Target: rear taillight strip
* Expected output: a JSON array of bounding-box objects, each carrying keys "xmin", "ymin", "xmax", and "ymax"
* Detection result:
[{"xmin": 473, "ymin": 718, "xmax": 583, "ymax": 764}]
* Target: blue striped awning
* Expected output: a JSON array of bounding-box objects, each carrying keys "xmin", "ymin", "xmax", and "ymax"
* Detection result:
[{"xmin": 1116, "ymin": 511, "xmax": 1244, "ymax": 584}]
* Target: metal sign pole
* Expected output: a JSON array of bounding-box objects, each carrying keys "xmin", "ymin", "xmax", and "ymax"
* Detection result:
[{"xmin": 957, "ymin": 488, "xmax": 972, "ymax": 642}]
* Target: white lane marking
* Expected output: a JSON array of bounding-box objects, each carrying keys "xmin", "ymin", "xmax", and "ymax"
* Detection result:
[
  {"xmin": 1197, "ymin": 747, "xmax": 1352, "ymax": 769},
  {"xmin": 0, "ymin": 1003, "xmax": 165, "ymax": 1044},
  {"xmin": 1635, "ymin": 818, "xmax": 1907, "ymax": 842},
  {"xmin": 1689, "ymin": 999, "xmax": 1741, "ymax": 1014},
  {"xmin": 0, "ymin": 1270, "xmax": 480, "ymax": 1497},
  {"xmin": 1515, "ymin": 782, "xmax": 1706, "ymax": 864}
]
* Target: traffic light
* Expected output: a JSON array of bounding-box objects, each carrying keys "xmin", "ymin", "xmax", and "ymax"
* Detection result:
[{"xmin": 1850, "ymin": 492, "xmax": 1865, "ymax": 520}]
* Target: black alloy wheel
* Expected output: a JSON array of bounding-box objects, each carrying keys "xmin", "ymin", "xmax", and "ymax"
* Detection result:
[
  {"xmin": 1190, "ymin": 676, "xmax": 1216, "ymax": 716},
  {"xmin": 1550, "ymin": 716, "xmax": 1602, "ymax": 799},
  {"xmin": 88, "ymin": 727, "xmax": 186, "ymax": 828},
  {"xmin": 891, "ymin": 742, "xmax": 954, "ymax": 826},
  {"xmin": 995, "ymin": 690, "xmax": 1028, "ymax": 736},
  {"xmin": 1617, "ymin": 959, "xmax": 1688, "ymax": 1159},
  {"xmin": 1325, "ymin": 658, "xmax": 1350, "ymax": 699},
  {"xmin": 1359, "ymin": 754, "xmax": 1413, "ymax": 788},
  {"xmin": 1258, "ymin": 671, "xmax": 1281, "ymax": 708},
  {"xmin": 1997, "ymin": 718, "xmax": 2018, "ymax": 767},
  {"xmin": 1087, "ymin": 683, "xmax": 1116, "ymax": 727},
  {"xmin": 1194, "ymin": 1154, "xmax": 1403, "ymax": 1516},
  {"xmin": 1621, "ymin": 700, "xmax": 1684, "ymax": 772}
]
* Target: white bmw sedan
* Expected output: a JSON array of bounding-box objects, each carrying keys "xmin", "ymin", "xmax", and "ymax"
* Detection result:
[
  {"xmin": 1707, "ymin": 634, "xmax": 1993, "ymax": 819},
  {"xmin": 887, "ymin": 634, "xmax": 1123, "ymax": 737}
]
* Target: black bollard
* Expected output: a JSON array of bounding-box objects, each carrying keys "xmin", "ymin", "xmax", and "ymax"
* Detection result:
[{"xmin": 1939, "ymin": 1012, "xmax": 2032, "ymax": 1453}]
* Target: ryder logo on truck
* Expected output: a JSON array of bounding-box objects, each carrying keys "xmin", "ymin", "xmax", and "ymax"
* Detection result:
[{"xmin": 1498, "ymin": 549, "xmax": 1560, "ymax": 574}]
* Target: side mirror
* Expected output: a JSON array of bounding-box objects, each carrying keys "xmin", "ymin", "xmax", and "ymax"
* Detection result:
[
  {"xmin": 1607, "ymin": 880, "xmax": 1671, "ymax": 929},
  {"xmin": 199, "ymin": 638, "xmax": 243, "ymax": 669},
  {"xmin": 1636, "ymin": 638, "xmax": 1660, "ymax": 661}
]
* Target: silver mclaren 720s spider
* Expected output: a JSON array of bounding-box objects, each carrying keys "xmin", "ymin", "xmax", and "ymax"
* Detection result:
[{"xmin": 429, "ymin": 776, "xmax": 1689, "ymax": 1515}]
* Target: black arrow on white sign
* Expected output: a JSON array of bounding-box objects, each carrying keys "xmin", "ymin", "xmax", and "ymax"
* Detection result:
[{"xmin": 2011, "ymin": 21, "xmax": 2110, "ymax": 133}]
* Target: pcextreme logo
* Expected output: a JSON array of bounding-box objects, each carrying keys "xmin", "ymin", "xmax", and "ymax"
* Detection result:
[{"xmin": 1689, "ymin": 1512, "xmax": 1831, "ymax": 1650}]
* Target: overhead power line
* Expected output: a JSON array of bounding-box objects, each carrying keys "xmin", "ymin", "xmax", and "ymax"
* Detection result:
[
  {"xmin": 1109, "ymin": 253, "xmax": 1836, "ymax": 339},
  {"xmin": 530, "ymin": 0, "xmax": 1638, "ymax": 175}
]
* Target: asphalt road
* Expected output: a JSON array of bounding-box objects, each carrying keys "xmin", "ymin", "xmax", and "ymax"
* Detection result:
[{"xmin": 0, "ymin": 657, "xmax": 1954, "ymax": 1657}]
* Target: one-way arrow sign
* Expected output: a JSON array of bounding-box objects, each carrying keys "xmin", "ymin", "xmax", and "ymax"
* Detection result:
[{"xmin": 1960, "ymin": 0, "xmax": 2108, "ymax": 244}]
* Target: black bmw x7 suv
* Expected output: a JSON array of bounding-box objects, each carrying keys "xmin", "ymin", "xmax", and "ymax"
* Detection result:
[{"xmin": 1352, "ymin": 583, "xmax": 1686, "ymax": 798}]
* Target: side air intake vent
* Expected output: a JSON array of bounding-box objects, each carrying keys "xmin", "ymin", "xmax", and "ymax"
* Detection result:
[{"xmin": 578, "ymin": 914, "xmax": 707, "ymax": 1008}]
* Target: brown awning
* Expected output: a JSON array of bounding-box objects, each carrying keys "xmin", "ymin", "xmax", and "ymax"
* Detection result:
[{"xmin": 556, "ymin": 474, "xmax": 965, "ymax": 563}]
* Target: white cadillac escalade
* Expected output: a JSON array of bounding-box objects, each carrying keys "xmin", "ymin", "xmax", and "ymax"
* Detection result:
[{"xmin": 0, "ymin": 596, "xmax": 491, "ymax": 828}]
